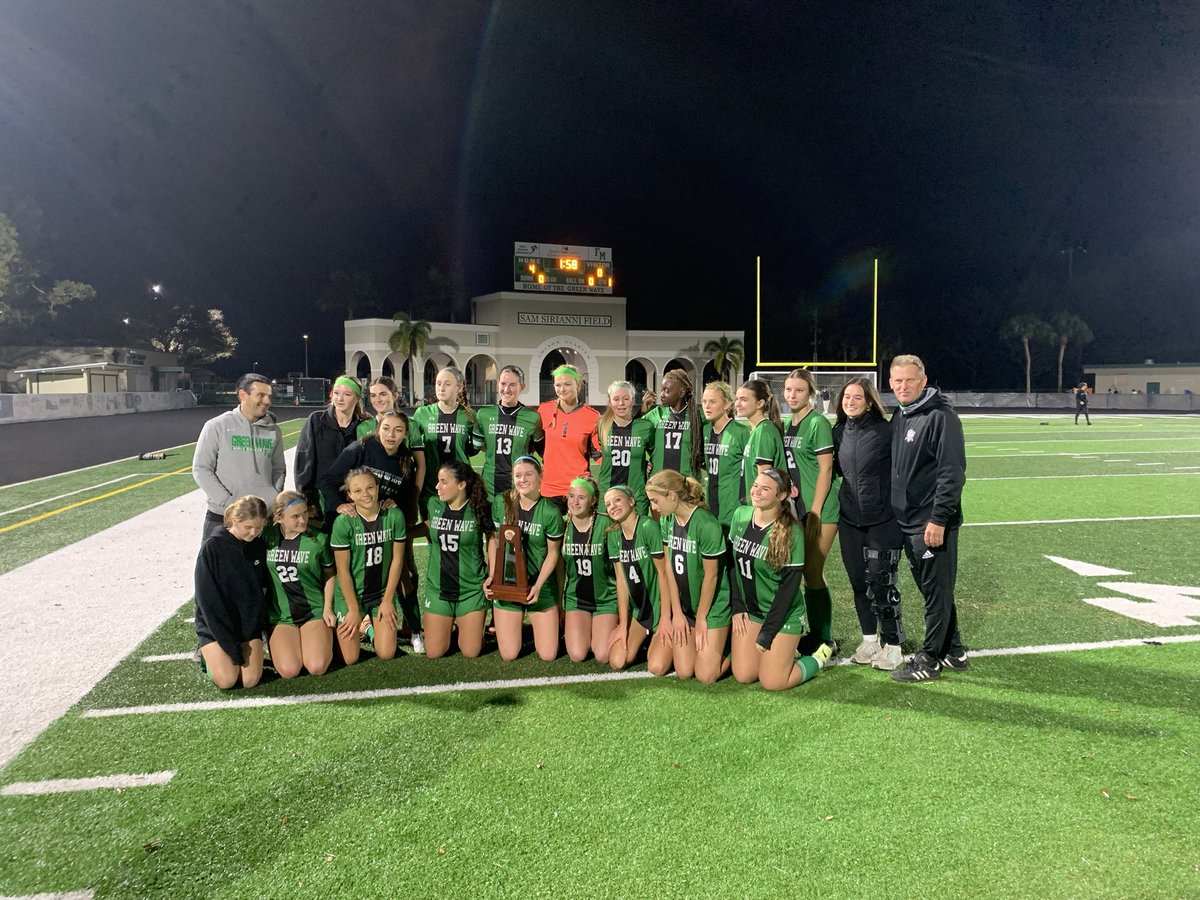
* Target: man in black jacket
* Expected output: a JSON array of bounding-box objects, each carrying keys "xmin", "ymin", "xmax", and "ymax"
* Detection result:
[{"xmin": 887, "ymin": 355, "xmax": 968, "ymax": 682}]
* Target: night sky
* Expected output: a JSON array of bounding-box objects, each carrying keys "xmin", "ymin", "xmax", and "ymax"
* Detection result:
[{"xmin": 2, "ymin": 0, "xmax": 1199, "ymax": 387}]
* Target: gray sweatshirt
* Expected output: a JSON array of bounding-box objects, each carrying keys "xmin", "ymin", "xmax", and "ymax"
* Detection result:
[{"xmin": 192, "ymin": 407, "xmax": 287, "ymax": 515}]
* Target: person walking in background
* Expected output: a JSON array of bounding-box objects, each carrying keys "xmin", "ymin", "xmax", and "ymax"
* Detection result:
[
  {"xmin": 887, "ymin": 355, "xmax": 968, "ymax": 683},
  {"xmin": 193, "ymin": 373, "xmax": 286, "ymax": 541},
  {"xmin": 1074, "ymin": 382, "xmax": 1092, "ymax": 425}
]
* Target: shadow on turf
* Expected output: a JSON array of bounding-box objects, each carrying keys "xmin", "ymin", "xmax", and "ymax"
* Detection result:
[{"xmin": 823, "ymin": 653, "xmax": 1180, "ymax": 739}]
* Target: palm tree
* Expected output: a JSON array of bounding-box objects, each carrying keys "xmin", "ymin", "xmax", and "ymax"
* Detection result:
[
  {"xmin": 703, "ymin": 335, "xmax": 745, "ymax": 384},
  {"xmin": 1050, "ymin": 311, "xmax": 1094, "ymax": 393},
  {"xmin": 388, "ymin": 311, "xmax": 432, "ymax": 399},
  {"xmin": 1002, "ymin": 314, "xmax": 1053, "ymax": 395}
]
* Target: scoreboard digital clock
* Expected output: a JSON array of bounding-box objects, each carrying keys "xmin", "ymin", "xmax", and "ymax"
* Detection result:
[{"xmin": 513, "ymin": 242, "xmax": 614, "ymax": 294}]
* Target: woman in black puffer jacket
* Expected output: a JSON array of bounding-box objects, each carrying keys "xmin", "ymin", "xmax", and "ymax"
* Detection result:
[{"xmin": 832, "ymin": 377, "xmax": 907, "ymax": 672}]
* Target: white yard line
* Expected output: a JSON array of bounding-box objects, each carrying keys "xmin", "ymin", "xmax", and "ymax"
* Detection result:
[
  {"xmin": 78, "ymin": 634, "xmax": 1200, "ymax": 718},
  {"xmin": 0, "ymin": 476, "xmax": 139, "ymax": 518},
  {"xmin": 0, "ymin": 891, "xmax": 95, "ymax": 900},
  {"xmin": 965, "ymin": 513, "xmax": 1200, "ymax": 527},
  {"xmin": 971, "ymin": 472, "xmax": 1199, "ymax": 482},
  {"xmin": 142, "ymin": 653, "xmax": 194, "ymax": 663},
  {"xmin": 0, "ymin": 438, "xmax": 201, "ymax": 491},
  {"xmin": 1, "ymin": 771, "xmax": 174, "ymax": 796},
  {"xmin": 972, "ymin": 449, "xmax": 1200, "ymax": 459},
  {"xmin": 0, "ymin": 449, "xmax": 297, "ymax": 770}
]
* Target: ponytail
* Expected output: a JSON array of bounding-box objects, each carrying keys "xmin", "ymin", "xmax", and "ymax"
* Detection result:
[{"xmin": 762, "ymin": 468, "xmax": 796, "ymax": 570}]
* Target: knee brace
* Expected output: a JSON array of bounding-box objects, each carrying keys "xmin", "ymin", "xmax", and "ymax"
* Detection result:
[{"xmin": 864, "ymin": 547, "xmax": 904, "ymax": 632}]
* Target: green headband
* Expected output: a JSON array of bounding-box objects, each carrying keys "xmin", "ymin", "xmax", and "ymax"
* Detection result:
[
  {"xmin": 552, "ymin": 365, "xmax": 581, "ymax": 381},
  {"xmin": 570, "ymin": 477, "xmax": 596, "ymax": 497},
  {"xmin": 333, "ymin": 376, "xmax": 362, "ymax": 397},
  {"xmin": 605, "ymin": 484, "xmax": 635, "ymax": 499}
]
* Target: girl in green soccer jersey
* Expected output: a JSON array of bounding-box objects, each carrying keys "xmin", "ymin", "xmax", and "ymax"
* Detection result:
[
  {"xmin": 729, "ymin": 469, "xmax": 832, "ymax": 690},
  {"xmin": 645, "ymin": 470, "xmax": 731, "ymax": 684},
  {"xmin": 643, "ymin": 368, "xmax": 706, "ymax": 479},
  {"xmin": 264, "ymin": 491, "xmax": 335, "ymax": 678},
  {"xmin": 734, "ymin": 378, "xmax": 787, "ymax": 503},
  {"xmin": 410, "ymin": 367, "xmax": 479, "ymax": 519},
  {"xmin": 700, "ymin": 381, "xmax": 749, "ymax": 532},
  {"xmin": 423, "ymin": 461, "xmax": 493, "ymax": 659},
  {"xmin": 592, "ymin": 380, "xmax": 654, "ymax": 513},
  {"xmin": 330, "ymin": 469, "xmax": 407, "ymax": 665},
  {"xmin": 486, "ymin": 456, "xmax": 564, "ymax": 661},
  {"xmin": 562, "ymin": 475, "xmax": 618, "ymax": 663},
  {"xmin": 194, "ymin": 496, "xmax": 270, "ymax": 690},
  {"xmin": 604, "ymin": 485, "xmax": 674, "ymax": 676},
  {"xmin": 782, "ymin": 368, "xmax": 841, "ymax": 653},
  {"xmin": 470, "ymin": 364, "xmax": 544, "ymax": 516}
]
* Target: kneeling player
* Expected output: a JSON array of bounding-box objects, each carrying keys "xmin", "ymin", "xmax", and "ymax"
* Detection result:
[
  {"xmin": 729, "ymin": 470, "xmax": 832, "ymax": 691},
  {"xmin": 330, "ymin": 469, "xmax": 407, "ymax": 664},
  {"xmin": 604, "ymin": 485, "xmax": 674, "ymax": 676},
  {"xmin": 265, "ymin": 491, "xmax": 335, "ymax": 678},
  {"xmin": 194, "ymin": 496, "xmax": 270, "ymax": 689},
  {"xmin": 423, "ymin": 461, "xmax": 494, "ymax": 659}
]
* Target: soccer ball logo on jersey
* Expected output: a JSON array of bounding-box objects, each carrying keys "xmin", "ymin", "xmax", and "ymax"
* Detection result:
[{"xmin": 905, "ymin": 428, "xmax": 916, "ymax": 443}]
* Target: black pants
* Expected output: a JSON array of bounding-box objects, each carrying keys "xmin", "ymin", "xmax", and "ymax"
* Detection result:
[
  {"xmin": 201, "ymin": 510, "xmax": 226, "ymax": 542},
  {"xmin": 839, "ymin": 518, "xmax": 904, "ymax": 644},
  {"xmin": 1075, "ymin": 405, "xmax": 1090, "ymax": 424},
  {"xmin": 902, "ymin": 527, "xmax": 965, "ymax": 658}
]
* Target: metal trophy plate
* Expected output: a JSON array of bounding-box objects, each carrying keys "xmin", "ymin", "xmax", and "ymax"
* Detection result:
[{"xmin": 490, "ymin": 524, "xmax": 530, "ymax": 602}]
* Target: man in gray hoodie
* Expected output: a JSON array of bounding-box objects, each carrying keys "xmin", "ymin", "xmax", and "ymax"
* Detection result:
[{"xmin": 193, "ymin": 373, "xmax": 287, "ymax": 540}]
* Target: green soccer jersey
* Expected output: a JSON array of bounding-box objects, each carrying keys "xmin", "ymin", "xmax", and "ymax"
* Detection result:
[
  {"xmin": 728, "ymin": 505, "xmax": 806, "ymax": 628},
  {"xmin": 660, "ymin": 506, "xmax": 731, "ymax": 628},
  {"xmin": 562, "ymin": 513, "xmax": 617, "ymax": 614},
  {"xmin": 741, "ymin": 418, "xmax": 787, "ymax": 502},
  {"xmin": 644, "ymin": 404, "xmax": 698, "ymax": 478},
  {"xmin": 410, "ymin": 404, "xmax": 476, "ymax": 498},
  {"xmin": 703, "ymin": 418, "xmax": 749, "ymax": 528},
  {"xmin": 471, "ymin": 404, "xmax": 543, "ymax": 497},
  {"xmin": 493, "ymin": 497, "xmax": 564, "ymax": 611},
  {"xmin": 265, "ymin": 525, "xmax": 333, "ymax": 626},
  {"xmin": 784, "ymin": 409, "xmax": 842, "ymax": 523},
  {"xmin": 607, "ymin": 515, "xmax": 665, "ymax": 630},
  {"xmin": 593, "ymin": 417, "xmax": 654, "ymax": 512},
  {"xmin": 330, "ymin": 507, "xmax": 407, "ymax": 616},
  {"xmin": 425, "ymin": 497, "xmax": 494, "ymax": 611}
]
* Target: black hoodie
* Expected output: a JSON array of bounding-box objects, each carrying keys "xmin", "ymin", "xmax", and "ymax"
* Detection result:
[
  {"xmin": 833, "ymin": 410, "xmax": 895, "ymax": 528},
  {"xmin": 889, "ymin": 388, "xmax": 966, "ymax": 533},
  {"xmin": 194, "ymin": 528, "xmax": 269, "ymax": 665}
]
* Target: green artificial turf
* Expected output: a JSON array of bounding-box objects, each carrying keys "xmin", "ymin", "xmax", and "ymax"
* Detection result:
[{"xmin": 2, "ymin": 413, "xmax": 1200, "ymax": 898}]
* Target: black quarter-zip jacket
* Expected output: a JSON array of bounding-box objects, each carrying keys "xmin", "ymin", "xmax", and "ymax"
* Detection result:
[{"xmin": 889, "ymin": 388, "xmax": 966, "ymax": 533}]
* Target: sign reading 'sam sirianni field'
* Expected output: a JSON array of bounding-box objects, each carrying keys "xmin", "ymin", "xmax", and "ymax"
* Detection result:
[{"xmin": 514, "ymin": 242, "xmax": 614, "ymax": 294}]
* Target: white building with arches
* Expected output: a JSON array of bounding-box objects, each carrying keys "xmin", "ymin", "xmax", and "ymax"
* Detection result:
[{"xmin": 344, "ymin": 292, "xmax": 743, "ymax": 406}]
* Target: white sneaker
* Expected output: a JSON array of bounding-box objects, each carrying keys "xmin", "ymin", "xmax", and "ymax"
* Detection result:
[
  {"xmin": 409, "ymin": 632, "xmax": 426, "ymax": 655},
  {"xmin": 872, "ymin": 643, "xmax": 904, "ymax": 671},
  {"xmin": 850, "ymin": 638, "xmax": 881, "ymax": 665}
]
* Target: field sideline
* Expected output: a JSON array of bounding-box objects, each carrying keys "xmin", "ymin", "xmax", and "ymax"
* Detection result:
[{"xmin": 1, "ymin": 413, "xmax": 1199, "ymax": 898}]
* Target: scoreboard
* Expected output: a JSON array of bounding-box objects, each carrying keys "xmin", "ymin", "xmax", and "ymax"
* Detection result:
[{"xmin": 513, "ymin": 242, "xmax": 614, "ymax": 294}]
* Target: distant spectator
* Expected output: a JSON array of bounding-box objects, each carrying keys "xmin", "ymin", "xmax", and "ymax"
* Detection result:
[{"xmin": 1074, "ymin": 382, "xmax": 1091, "ymax": 425}]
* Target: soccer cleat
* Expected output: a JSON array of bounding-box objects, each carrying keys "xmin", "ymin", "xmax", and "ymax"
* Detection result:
[
  {"xmin": 850, "ymin": 639, "xmax": 881, "ymax": 665},
  {"xmin": 889, "ymin": 650, "xmax": 941, "ymax": 682},
  {"xmin": 811, "ymin": 642, "xmax": 834, "ymax": 669},
  {"xmin": 941, "ymin": 649, "xmax": 970, "ymax": 671},
  {"xmin": 410, "ymin": 632, "xmax": 426, "ymax": 655},
  {"xmin": 872, "ymin": 643, "xmax": 904, "ymax": 671}
]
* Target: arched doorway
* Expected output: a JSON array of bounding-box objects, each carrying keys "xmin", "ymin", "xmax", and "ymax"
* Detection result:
[
  {"xmin": 701, "ymin": 359, "xmax": 720, "ymax": 385},
  {"xmin": 625, "ymin": 357, "xmax": 656, "ymax": 395},
  {"xmin": 664, "ymin": 357, "xmax": 697, "ymax": 386},
  {"xmin": 353, "ymin": 352, "xmax": 372, "ymax": 382},
  {"xmin": 422, "ymin": 351, "xmax": 459, "ymax": 404},
  {"xmin": 529, "ymin": 336, "xmax": 600, "ymax": 404},
  {"xmin": 465, "ymin": 353, "xmax": 498, "ymax": 406}
]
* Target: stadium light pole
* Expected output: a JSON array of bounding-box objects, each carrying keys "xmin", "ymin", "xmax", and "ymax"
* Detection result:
[{"xmin": 303, "ymin": 334, "xmax": 309, "ymax": 378}]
